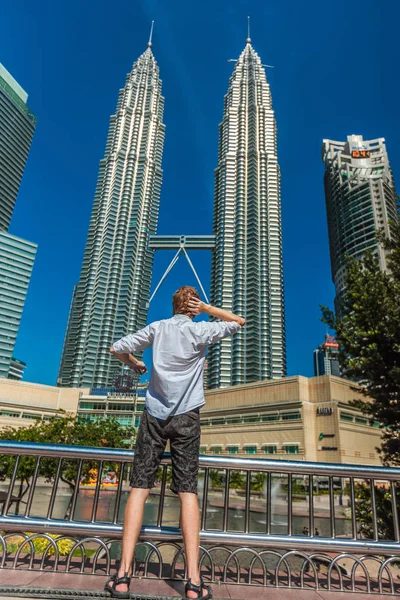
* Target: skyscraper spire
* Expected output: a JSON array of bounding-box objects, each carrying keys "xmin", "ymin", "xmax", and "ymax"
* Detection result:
[
  {"xmin": 148, "ymin": 20, "xmax": 154, "ymax": 48},
  {"xmin": 58, "ymin": 37, "xmax": 166, "ymax": 388},
  {"xmin": 247, "ymin": 15, "xmax": 251, "ymax": 43},
  {"xmin": 208, "ymin": 37, "xmax": 286, "ymax": 388}
]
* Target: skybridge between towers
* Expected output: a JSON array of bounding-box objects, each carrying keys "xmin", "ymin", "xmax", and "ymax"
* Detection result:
[
  {"xmin": 148, "ymin": 234, "xmax": 216, "ymax": 251},
  {"xmin": 147, "ymin": 234, "xmax": 216, "ymax": 305}
]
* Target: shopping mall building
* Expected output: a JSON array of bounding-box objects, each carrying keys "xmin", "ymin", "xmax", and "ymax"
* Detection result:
[{"xmin": 0, "ymin": 375, "xmax": 382, "ymax": 466}]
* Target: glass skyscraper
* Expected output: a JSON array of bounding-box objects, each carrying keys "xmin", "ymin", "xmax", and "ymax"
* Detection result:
[
  {"xmin": 313, "ymin": 335, "xmax": 340, "ymax": 377},
  {"xmin": 208, "ymin": 35, "xmax": 286, "ymax": 388},
  {"xmin": 0, "ymin": 64, "xmax": 37, "ymax": 379},
  {"xmin": 58, "ymin": 38, "xmax": 165, "ymax": 388},
  {"xmin": 0, "ymin": 63, "xmax": 36, "ymax": 232},
  {"xmin": 322, "ymin": 134, "xmax": 398, "ymax": 301},
  {"xmin": 0, "ymin": 232, "xmax": 37, "ymax": 378}
]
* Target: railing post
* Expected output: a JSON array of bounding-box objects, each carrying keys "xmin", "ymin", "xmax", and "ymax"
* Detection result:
[
  {"xmin": 266, "ymin": 472, "xmax": 271, "ymax": 535},
  {"xmin": 47, "ymin": 458, "xmax": 63, "ymax": 519},
  {"xmin": 112, "ymin": 462, "xmax": 125, "ymax": 524},
  {"xmin": 24, "ymin": 456, "xmax": 41, "ymax": 517},
  {"xmin": 287, "ymin": 473, "xmax": 292, "ymax": 536},
  {"xmin": 69, "ymin": 460, "xmax": 83, "ymax": 521},
  {"xmin": 91, "ymin": 460, "xmax": 104, "ymax": 522},
  {"xmin": 370, "ymin": 479, "xmax": 379, "ymax": 541},
  {"xmin": 309, "ymin": 474, "xmax": 314, "ymax": 537},
  {"xmin": 222, "ymin": 469, "xmax": 230, "ymax": 532},
  {"xmin": 350, "ymin": 478, "xmax": 357, "ymax": 540},
  {"xmin": 391, "ymin": 480, "xmax": 400, "ymax": 542},
  {"xmin": 156, "ymin": 465, "xmax": 168, "ymax": 528},
  {"xmin": 3, "ymin": 455, "xmax": 20, "ymax": 515},
  {"xmin": 244, "ymin": 471, "xmax": 251, "ymax": 534},
  {"xmin": 329, "ymin": 476, "xmax": 336, "ymax": 538},
  {"xmin": 201, "ymin": 467, "xmax": 209, "ymax": 531}
]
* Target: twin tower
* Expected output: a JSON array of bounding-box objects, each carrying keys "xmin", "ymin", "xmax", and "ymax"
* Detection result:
[{"xmin": 58, "ymin": 32, "xmax": 286, "ymax": 390}]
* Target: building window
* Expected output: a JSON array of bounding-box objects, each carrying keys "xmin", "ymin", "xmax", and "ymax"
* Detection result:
[
  {"xmin": 116, "ymin": 416, "xmax": 133, "ymax": 427},
  {"xmin": 244, "ymin": 416, "xmax": 259, "ymax": 423},
  {"xmin": 355, "ymin": 417, "xmax": 368, "ymax": 425},
  {"xmin": 340, "ymin": 412, "xmax": 354, "ymax": 422},
  {"xmin": 264, "ymin": 445, "xmax": 277, "ymax": 454},
  {"xmin": 284, "ymin": 445, "xmax": 299, "ymax": 455},
  {"xmin": 261, "ymin": 414, "xmax": 279, "ymax": 422},
  {"xmin": 227, "ymin": 446, "xmax": 239, "ymax": 454},
  {"xmin": 211, "ymin": 446, "xmax": 222, "ymax": 454},
  {"xmin": 211, "ymin": 419, "xmax": 225, "ymax": 426},
  {"xmin": 200, "ymin": 446, "xmax": 207, "ymax": 454},
  {"xmin": 0, "ymin": 411, "xmax": 20, "ymax": 418},
  {"xmin": 282, "ymin": 412, "xmax": 301, "ymax": 421},
  {"xmin": 244, "ymin": 446, "xmax": 257, "ymax": 455},
  {"xmin": 226, "ymin": 417, "xmax": 241, "ymax": 424},
  {"xmin": 80, "ymin": 402, "xmax": 105, "ymax": 410}
]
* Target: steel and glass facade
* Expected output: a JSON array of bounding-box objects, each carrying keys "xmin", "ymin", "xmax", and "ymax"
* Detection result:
[
  {"xmin": 208, "ymin": 38, "xmax": 286, "ymax": 388},
  {"xmin": 322, "ymin": 135, "xmax": 399, "ymax": 300},
  {"xmin": 0, "ymin": 64, "xmax": 36, "ymax": 232},
  {"xmin": 58, "ymin": 42, "xmax": 165, "ymax": 387},
  {"xmin": 7, "ymin": 357, "xmax": 27, "ymax": 380},
  {"xmin": 0, "ymin": 232, "xmax": 37, "ymax": 378},
  {"xmin": 313, "ymin": 336, "xmax": 340, "ymax": 377},
  {"xmin": 0, "ymin": 64, "xmax": 36, "ymax": 379}
]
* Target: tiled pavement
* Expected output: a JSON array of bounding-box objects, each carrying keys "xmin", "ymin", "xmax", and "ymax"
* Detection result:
[{"xmin": 0, "ymin": 570, "xmax": 396, "ymax": 599}]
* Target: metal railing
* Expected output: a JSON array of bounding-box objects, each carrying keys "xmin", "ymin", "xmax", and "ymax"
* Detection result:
[{"xmin": 0, "ymin": 441, "xmax": 399, "ymax": 594}]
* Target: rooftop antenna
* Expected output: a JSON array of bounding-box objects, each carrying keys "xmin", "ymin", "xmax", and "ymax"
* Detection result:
[
  {"xmin": 148, "ymin": 20, "xmax": 154, "ymax": 47},
  {"xmin": 246, "ymin": 15, "xmax": 251, "ymax": 43}
]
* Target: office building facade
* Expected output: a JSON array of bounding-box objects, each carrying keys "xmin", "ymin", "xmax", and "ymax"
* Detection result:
[
  {"xmin": 0, "ymin": 232, "xmax": 37, "ymax": 378},
  {"xmin": 322, "ymin": 135, "xmax": 398, "ymax": 299},
  {"xmin": 0, "ymin": 63, "xmax": 36, "ymax": 232},
  {"xmin": 313, "ymin": 335, "xmax": 340, "ymax": 377},
  {"xmin": 200, "ymin": 375, "xmax": 382, "ymax": 466},
  {"xmin": 208, "ymin": 35, "xmax": 286, "ymax": 389},
  {"xmin": 7, "ymin": 357, "xmax": 27, "ymax": 381},
  {"xmin": 58, "ymin": 39, "xmax": 165, "ymax": 387}
]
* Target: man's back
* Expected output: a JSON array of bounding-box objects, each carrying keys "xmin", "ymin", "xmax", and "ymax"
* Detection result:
[{"xmin": 112, "ymin": 314, "xmax": 240, "ymax": 419}]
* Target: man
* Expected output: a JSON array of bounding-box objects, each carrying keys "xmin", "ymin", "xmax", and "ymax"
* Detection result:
[{"xmin": 105, "ymin": 286, "xmax": 245, "ymax": 599}]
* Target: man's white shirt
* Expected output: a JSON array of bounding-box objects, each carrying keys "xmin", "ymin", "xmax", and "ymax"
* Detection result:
[{"xmin": 112, "ymin": 315, "xmax": 241, "ymax": 420}]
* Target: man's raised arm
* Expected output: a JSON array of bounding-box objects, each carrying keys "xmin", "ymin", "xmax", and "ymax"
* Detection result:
[{"xmin": 187, "ymin": 298, "xmax": 245, "ymax": 326}]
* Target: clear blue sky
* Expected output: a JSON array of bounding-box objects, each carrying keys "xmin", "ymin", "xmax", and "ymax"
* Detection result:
[{"xmin": 1, "ymin": 0, "xmax": 399, "ymax": 385}]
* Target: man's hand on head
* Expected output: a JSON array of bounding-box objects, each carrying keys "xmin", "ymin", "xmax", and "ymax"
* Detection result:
[{"xmin": 187, "ymin": 297, "xmax": 206, "ymax": 315}]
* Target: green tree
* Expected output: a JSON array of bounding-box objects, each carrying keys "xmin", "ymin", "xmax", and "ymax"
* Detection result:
[
  {"xmin": 251, "ymin": 472, "xmax": 266, "ymax": 493},
  {"xmin": 209, "ymin": 469, "xmax": 223, "ymax": 489},
  {"xmin": 321, "ymin": 219, "xmax": 400, "ymax": 466},
  {"xmin": 0, "ymin": 415, "xmax": 135, "ymax": 514},
  {"xmin": 229, "ymin": 471, "xmax": 245, "ymax": 490}
]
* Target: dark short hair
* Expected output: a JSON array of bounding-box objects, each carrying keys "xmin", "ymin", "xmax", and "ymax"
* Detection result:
[{"xmin": 172, "ymin": 286, "xmax": 200, "ymax": 315}]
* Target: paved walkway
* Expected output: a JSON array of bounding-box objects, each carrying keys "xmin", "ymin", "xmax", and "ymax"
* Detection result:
[{"xmin": 0, "ymin": 570, "xmax": 395, "ymax": 599}]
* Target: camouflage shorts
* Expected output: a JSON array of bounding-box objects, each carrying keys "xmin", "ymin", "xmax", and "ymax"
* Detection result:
[{"xmin": 130, "ymin": 409, "xmax": 200, "ymax": 494}]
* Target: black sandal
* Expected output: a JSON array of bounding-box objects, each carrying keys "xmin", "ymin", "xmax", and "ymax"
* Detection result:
[
  {"xmin": 185, "ymin": 578, "xmax": 213, "ymax": 599},
  {"xmin": 104, "ymin": 571, "xmax": 131, "ymax": 599}
]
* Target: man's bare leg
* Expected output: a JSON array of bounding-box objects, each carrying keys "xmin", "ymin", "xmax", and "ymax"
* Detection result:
[
  {"xmin": 179, "ymin": 492, "xmax": 208, "ymax": 598},
  {"xmin": 114, "ymin": 487, "xmax": 150, "ymax": 593}
]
